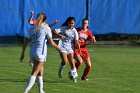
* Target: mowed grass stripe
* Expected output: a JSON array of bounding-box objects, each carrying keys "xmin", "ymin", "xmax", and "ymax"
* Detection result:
[{"xmin": 0, "ymin": 45, "xmax": 140, "ymax": 93}]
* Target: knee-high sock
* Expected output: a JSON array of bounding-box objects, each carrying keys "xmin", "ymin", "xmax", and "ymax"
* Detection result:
[
  {"xmin": 24, "ymin": 75, "xmax": 36, "ymax": 92},
  {"xmin": 37, "ymin": 76, "xmax": 44, "ymax": 92},
  {"xmin": 82, "ymin": 66, "xmax": 90, "ymax": 78},
  {"xmin": 75, "ymin": 63, "xmax": 80, "ymax": 69}
]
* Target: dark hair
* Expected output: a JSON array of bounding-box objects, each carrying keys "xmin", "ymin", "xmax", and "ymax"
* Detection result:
[
  {"xmin": 62, "ymin": 17, "xmax": 75, "ymax": 26},
  {"xmin": 82, "ymin": 18, "xmax": 89, "ymax": 29},
  {"xmin": 82, "ymin": 18, "xmax": 89, "ymax": 23}
]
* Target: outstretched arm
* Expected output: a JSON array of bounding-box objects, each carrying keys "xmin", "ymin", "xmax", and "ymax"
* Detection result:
[
  {"xmin": 28, "ymin": 10, "xmax": 34, "ymax": 25},
  {"xmin": 49, "ymin": 20, "xmax": 59, "ymax": 28},
  {"xmin": 53, "ymin": 29, "xmax": 65, "ymax": 39},
  {"xmin": 20, "ymin": 38, "xmax": 30, "ymax": 62}
]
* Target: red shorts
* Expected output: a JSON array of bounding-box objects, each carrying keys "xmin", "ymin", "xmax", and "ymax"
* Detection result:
[{"xmin": 74, "ymin": 49, "xmax": 90, "ymax": 59}]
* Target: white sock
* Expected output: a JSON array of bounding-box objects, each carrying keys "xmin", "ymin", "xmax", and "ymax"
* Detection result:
[
  {"xmin": 37, "ymin": 76, "xmax": 44, "ymax": 92},
  {"xmin": 72, "ymin": 67, "xmax": 77, "ymax": 72},
  {"xmin": 24, "ymin": 75, "xmax": 36, "ymax": 92}
]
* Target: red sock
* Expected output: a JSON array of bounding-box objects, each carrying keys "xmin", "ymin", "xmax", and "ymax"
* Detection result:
[
  {"xmin": 75, "ymin": 63, "xmax": 80, "ymax": 69},
  {"xmin": 82, "ymin": 66, "xmax": 90, "ymax": 78}
]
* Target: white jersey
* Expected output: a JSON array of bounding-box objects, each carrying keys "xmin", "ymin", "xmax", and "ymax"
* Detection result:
[
  {"xmin": 55, "ymin": 26, "xmax": 78, "ymax": 53},
  {"xmin": 28, "ymin": 24, "xmax": 52, "ymax": 61}
]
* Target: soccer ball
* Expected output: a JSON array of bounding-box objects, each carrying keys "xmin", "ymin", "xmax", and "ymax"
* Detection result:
[{"xmin": 68, "ymin": 70, "xmax": 78, "ymax": 80}]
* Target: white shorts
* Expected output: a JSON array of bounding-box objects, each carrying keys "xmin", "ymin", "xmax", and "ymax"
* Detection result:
[
  {"xmin": 60, "ymin": 46, "xmax": 74, "ymax": 54},
  {"xmin": 58, "ymin": 40, "xmax": 74, "ymax": 54},
  {"xmin": 61, "ymin": 49, "xmax": 74, "ymax": 54},
  {"xmin": 30, "ymin": 54, "xmax": 46, "ymax": 62}
]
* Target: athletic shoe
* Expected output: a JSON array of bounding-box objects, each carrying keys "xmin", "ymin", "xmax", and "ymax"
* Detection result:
[
  {"xmin": 81, "ymin": 77, "xmax": 88, "ymax": 81},
  {"xmin": 40, "ymin": 90, "xmax": 45, "ymax": 93}
]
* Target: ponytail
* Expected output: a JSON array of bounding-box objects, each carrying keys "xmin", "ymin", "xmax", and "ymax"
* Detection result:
[
  {"xmin": 35, "ymin": 14, "xmax": 44, "ymax": 29},
  {"xmin": 34, "ymin": 13, "xmax": 47, "ymax": 32}
]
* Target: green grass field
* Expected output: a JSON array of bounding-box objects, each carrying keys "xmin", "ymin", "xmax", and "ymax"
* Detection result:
[{"xmin": 0, "ymin": 45, "xmax": 140, "ymax": 93}]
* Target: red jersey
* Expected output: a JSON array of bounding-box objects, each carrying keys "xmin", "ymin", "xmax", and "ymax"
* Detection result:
[
  {"xmin": 75, "ymin": 28, "xmax": 93, "ymax": 51},
  {"xmin": 32, "ymin": 20, "xmax": 37, "ymax": 25}
]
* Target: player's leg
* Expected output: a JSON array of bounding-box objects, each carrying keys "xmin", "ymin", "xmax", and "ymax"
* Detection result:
[
  {"xmin": 24, "ymin": 74, "xmax": 36, "ymax": 93},
  {"xmin": 81, "ymin": 57, "xmax": 92, "ymax": 80},
  {"xmin": 24, "ymin": 62, "xmax": 44, "ymax": 93},
  {"xmin": 36, "ymin": 55, "xmax": 46, "ymax": 93},
  {"xmin": 67, "ymin": 53, "xmax": 78, "ymax": 82},
  {"xmin": 24, "ymin": 62, "xmax": 38, "ymax": 93},
  {"xmin": 74, "ymin": 49, "xmax": 83, "ymax": 69},
  {"xmin": 58, "ymin": 52, "xmax": 67, "ymax": 78},
  {"xmin": 74, "ymin": 54, "xmax": 83, "ymax": 69},
  {"xmin": 67, "ymin": 53, "xmax": 75, "ymax": 69},
  {"xmin": 37, "ymin": 66, "xmax": 45, "ymax": 93}
]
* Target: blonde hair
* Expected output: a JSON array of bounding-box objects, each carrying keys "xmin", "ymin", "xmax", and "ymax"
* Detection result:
[
  {"xmin": 34, "ymin": 13, "xmax": 46, "ymax": 32},
  {"xmin": 35, "ymin": 13, "xmax": 44, "ymax": 29}
]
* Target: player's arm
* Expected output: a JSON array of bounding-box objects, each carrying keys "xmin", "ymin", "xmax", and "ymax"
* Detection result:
[
  {"xmin": 49, "ymin": 38, "xmax": 61, "ymax": 51},
  {"xmin": 20, "ymin": 38, "xmax": 30, "ymax": 62},
  {"xmin": 75, "ymin": 30, "xmax": 82, "ymax": 56},
  {"xmin": 28, "ymin": 10, "xmax": 34, "ymax": 25},
  {"xmin": 88, "ymin": 30, "xmax": 96, "ymax": 44},
  {"xmin": 46, "ymin": 27, "xmax": 61, "ymax": 51},
  {"xmin": 53, "ymin": 28, "xmax": 65, "ymax": 39},
  {"xmin": 75, "ymin": 40, "xmax": 82, "ymax": 55},
  {"xmin": 91, "ymin": 36, "xmax": 96, "ymax": 44},
  {"xmin": 49, "ymin": 20, "xmax": 59, "ymax": 28}
]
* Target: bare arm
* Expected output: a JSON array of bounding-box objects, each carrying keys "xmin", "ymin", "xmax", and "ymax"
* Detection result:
[
  {"xmin": 53, "ymin": 29, "xmax": 65, "ymax": 38},
  {"xmin": 20, "ymin": 38, "xmax": 30, "ymax": 62},
  {"xmin": 90, "ymin": 36, "xmax": 96, "ymax": 44},
  {"xmin": 75, "ymin": 40, "xmax": 82, "ymax": 56},
  {"xmin": 49, "ymin": 38, "xmax": 60, "ymax": 51},
  {"xmin": 28, "ymin": 10, "xmax": 34, "ymax": 25},
  {"xmin": 49, "ymin": 20, "xmax": 59, "ymax": 28}
]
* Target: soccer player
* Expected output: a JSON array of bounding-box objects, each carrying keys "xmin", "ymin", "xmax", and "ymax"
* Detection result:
[
  {"xmin": 20, "ymin": 13, "xmax": 60, "ymax": 93},
  {"xmin": 53, "ymin": 17, "xmax": 81, "ymax": 82},
  {"xmin": 23, "ymin": 10, "xmax": 59, "ymax": 66},
  {"xmin": 74, "ymin": 18, "xmax": 96, "ymax": 80}
]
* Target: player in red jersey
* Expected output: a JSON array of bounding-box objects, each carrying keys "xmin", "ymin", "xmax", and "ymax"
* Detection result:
[{"xmin": 74, "ymin": 18, "xmax": 96, "ymax": 80}]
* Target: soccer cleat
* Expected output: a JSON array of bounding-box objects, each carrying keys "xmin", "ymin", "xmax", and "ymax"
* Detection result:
[
  {"xmin": 81, "ymin": 77, "xmax": 88, "ymax": 81},
  {"xmin": 40, "ymin": 90, "xmax": 45, "ymax": 93}
]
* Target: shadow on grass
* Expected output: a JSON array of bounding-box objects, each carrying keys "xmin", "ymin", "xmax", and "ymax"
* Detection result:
[
  {"xmin": 0, "ymin": 78, "xmax": 67, "ymax": 83},
  {"xmin": 0, "ymin": 79, "xmax": 27, "ymax": 82}
]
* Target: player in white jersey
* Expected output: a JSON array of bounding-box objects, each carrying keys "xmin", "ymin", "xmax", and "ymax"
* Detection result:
[
  {"xmin": 23, "ymin": 10, "xmax": 59, "ymax": 66},
  {"xmin": 53, "ymin": 17, "xmax": 81, "ymax": 82},
  {"xmin": 20, "ymin": 13, "xmax": 60, "ymax": 93}
]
